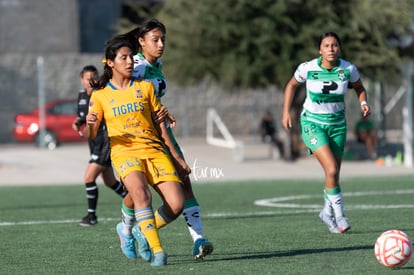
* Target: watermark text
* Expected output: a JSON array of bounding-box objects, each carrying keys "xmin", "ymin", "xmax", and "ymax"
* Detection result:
[{"xmin": 191, "ymin": 159, "xmax": 224, "ymax": 181}]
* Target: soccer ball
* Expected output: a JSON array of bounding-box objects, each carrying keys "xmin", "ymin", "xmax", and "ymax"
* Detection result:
[{"xmin": 374, "ymin": 230, "xmax": 412, "ymax": 268}]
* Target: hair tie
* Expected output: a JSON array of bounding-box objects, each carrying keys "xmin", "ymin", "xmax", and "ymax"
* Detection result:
[{"xmin": 101, "ymin": 58, "xmax": 107, "ymax": 64}]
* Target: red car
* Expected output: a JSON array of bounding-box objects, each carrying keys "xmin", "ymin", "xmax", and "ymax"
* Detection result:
[{"xmin": 13, "ymin": 98, "xmax": 85, "ymax": 149}]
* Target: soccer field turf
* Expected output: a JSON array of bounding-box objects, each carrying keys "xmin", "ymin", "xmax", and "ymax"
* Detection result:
[{"xmin": 1, "ymin": 176, "xmax": 414, "ymax": 274}]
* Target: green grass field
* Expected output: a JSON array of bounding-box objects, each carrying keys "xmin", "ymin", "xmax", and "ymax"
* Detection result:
[{"xmin": 1, "ymin": 176, "xmax": 414, "ymax": 274}]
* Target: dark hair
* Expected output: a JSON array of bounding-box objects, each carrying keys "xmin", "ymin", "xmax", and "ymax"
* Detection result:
[
  {"xmin": 106, "ymin": 18, "xmax": 166, "ymax": 55},
  {"xmin": 80, "ymin": 65, "xmax": 98, "ymax": 77},
  {"xmin": 80, "ymin": 65, "xmax": 98, "ymax": 88},
  {"xmin": 92, "ymin": 39, "xmax": 132, "ymax": 90},
  {"xmin": 318, "ymin": 32, "xmax": 342, "ymax": 49}
]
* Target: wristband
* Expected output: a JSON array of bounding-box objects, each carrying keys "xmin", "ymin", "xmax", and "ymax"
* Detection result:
[{"xmin": 360, "ymin": 101, "xmax": 368, "ymax": 106}]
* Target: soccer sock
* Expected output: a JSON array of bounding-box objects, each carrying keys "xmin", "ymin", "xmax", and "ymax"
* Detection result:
[
  {"xmin": 121, "ymin": 201, "xmax": 135, "ymax": 237},
  {"xmin": 326, "ymin": 186, "xmax": 345, "ymax": 218},
  {"xmin": 322, "ymin": 190, "xmax": 333, "ymax": 216},
  {"xmin": 182, "ymin": 198, "xmax": 204, "ymax": 242},
  {"xmin": 85, "ymin": 181, "xmax": 98, "ymax": 214},
  {"xmin": 135, "ymin": 207, "xmax": 163, "ymax": 254},
  {"xmin": 154, "ymin": 206, "xmax": 174, "ymax": 229},
  {"xmin": 110, "ymin": 180, "xmax": 128, "ymax": 198}
]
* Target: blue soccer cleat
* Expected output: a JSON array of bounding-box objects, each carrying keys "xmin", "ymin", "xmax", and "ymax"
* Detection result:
[
  {"xmin": 132, "ymin": 224, "xmax": 152, "ymax": 262},
  {"xmin": 116, "ymin": 222, "xmax": 137, "ymax": 259},
  {"xmin": 150, "ymin": 251, "xmax": 168, "ymax": 267},
  {"xmin": 193, "ymin": 238, "xmax": 214, "ymax": 260}
]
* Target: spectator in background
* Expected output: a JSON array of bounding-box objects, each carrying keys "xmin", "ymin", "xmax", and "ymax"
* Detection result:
[
  {"xmin": 72, "ymin": 65, "xmax": 127, "ymax": 227},
  {"xmin": 355, "ymin": 113, "xmax": 377, "ymax": 160},
  {"xmin": 259, "ymin": 110, "xmax": 285, "ymax": 159}
]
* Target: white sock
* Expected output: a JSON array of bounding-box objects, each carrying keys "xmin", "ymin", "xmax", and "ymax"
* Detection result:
[
  {"xmin": 182, "ymin": 205, "xmax": 203, "ymax": 242},
  {"xmin": 327, "ymin": 192, "xmax": 345, "ymax": 218},
  {"xmin": 121, "ymin": 208, "xmax": 135, "ymax": 237},
  {"xmin": 323, "ymin": 192, "xmax": 333, "ymax": 216}
]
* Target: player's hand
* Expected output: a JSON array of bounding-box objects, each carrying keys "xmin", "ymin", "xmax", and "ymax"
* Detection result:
[
  {"xmin": 154, "ymin": 105, "xmax": 169, "ymax": 123},
  {"xmin": 174, "ymin": 157, "xmax": 191, "ymax": 177},
  {"xmin": 86, "ymin": 112, "xmax": 98, "ymax": 127},
  {"xmin": 72, "ymin": 121, "xmax": 80, "ymax": 132},
  {"xmin": 282, "ymin": 113, "xmax": 293, "ymax": 131},
  {"xmin": 167, "ymin": 113, "xmax": 176, "ymax": 128},
  {"xmin": 361, "ymin": 103, "xmax": 371, "ymax": 117}
]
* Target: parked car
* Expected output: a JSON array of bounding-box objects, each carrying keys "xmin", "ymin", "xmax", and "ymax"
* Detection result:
[{"xmin": 13, "ymin": 98, "xmax": 85, "ymax": 149}]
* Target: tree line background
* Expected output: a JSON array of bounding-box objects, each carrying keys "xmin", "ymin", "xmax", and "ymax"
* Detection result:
[{"xmin": 117, "ymin": 0, "xmax": 414, "ymax": 90}]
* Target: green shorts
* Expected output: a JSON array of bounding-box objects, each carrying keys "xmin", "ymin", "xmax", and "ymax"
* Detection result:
[{"xmin": 300, "ymin": 113, "xmax": 347, "ymax": 157}]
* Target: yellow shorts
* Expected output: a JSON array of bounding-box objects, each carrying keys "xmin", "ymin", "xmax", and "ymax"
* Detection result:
[{"xmin": 112, "ymin": 153, "xmax": 181, "ymax": 186}]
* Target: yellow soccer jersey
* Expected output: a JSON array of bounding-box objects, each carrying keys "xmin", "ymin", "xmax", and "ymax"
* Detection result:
[{"xmin": 89, "ymin": 79, "xmax": 165, "ymax": 158}]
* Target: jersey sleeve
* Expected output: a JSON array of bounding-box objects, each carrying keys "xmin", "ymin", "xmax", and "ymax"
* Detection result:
[
  {"xmin": 293, "ymin": 62, "xmax": 308, "ymax": 83},
  {"xmin": 88, "ymin": 91, "xmax": 104, "ymax": 125},
  {"xmin": 145, "ymin": 81, "xmax": 162, "ymax": 113},
  {"xmin": 348, "ymin": 64, "xmax": 361, "ymax": 83},
  {"xmin": 132, "ymin": 57, "xmax": 145, "ymax": 80},
  {"xmin": 76, "ymin": 92, "xmax": 88, "ymax": 126}
]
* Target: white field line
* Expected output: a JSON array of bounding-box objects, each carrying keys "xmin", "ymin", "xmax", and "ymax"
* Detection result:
[{"xmin": 1, "ymin": 189, "xmax": 414, "ymax": 226}]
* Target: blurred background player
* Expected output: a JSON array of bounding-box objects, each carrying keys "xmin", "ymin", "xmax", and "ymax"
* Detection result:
[
  {"xmin": 259, "ymin": 109, "xmax": 285, "ymax": 159},
  {"xmin": 72, "ymin": 65, "xmax": 127, "ymax": 226},
  {"xmin": 354, "ymin": 113, "xmax": 377, "ymax": 160}
]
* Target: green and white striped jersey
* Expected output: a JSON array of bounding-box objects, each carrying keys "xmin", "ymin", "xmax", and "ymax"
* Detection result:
[
  {"xmin": 294, "ymin": 56, "xmax": 360, "ymax": 125},
  {"xmin": 133, "ymin": 52, "xmax": 167, "ymax": 99}
]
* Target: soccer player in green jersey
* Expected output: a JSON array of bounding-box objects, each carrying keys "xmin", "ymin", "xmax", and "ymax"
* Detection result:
[{"xmin": 282, "ymin": 32, "xmax": 371, "ymax": 233}]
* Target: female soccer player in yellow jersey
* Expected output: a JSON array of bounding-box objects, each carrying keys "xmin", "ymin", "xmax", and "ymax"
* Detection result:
[
  {"xmin": 84, "ymin": 39, "xmax": 188, "ymax": 267},
  {"xmin": 107, "ymin": 18, "xmax": 213, "ymax": 261}
]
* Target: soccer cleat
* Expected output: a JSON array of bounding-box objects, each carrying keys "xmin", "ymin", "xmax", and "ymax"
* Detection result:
[
  {"xmin": 116, "ymin": 223, "xmax": 137, "ymax": 259},
  {"xmin": 132, "ymin": 224, "xmax": 152, "ymax": 262},
  {"xmin": 336, "ymin": 216, "xmax": 351, "ymax": 233},
  {"xmin": 150, "ymin": 251, "xmax": 168, "ymax": 267},
  {"xmin": 318, "ymin": 210, "xmax": 339, "ymax": 233},
  {"xmin": 193, "ymin": 238, "xmax": 214, "ymax": 260},
  {"xmin": 79, "ymin": 213, "xmax": 97, "ymax": 226}
]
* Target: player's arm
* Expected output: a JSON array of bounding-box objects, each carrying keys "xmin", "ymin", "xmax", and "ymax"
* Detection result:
[
  {"xmin": 281, "ymin": 76, "xmax": 301, "ymax": 131},
  {"xmin": 153, "ymin": 105, "xmax": 176, "ymax": 128},
  {"xmin": 153, "ymin": 115, "xmax": 191, "ymax": 176},
  {"xmin": 72, "ymin": 92, "xmax": 85, "ymax": 133},
  {"xmin": 350, "ymin": 79, "xmax": 371, "ymax": 117},
  {"xmin": 84, "ymin": 112, "xmax": 100, "ymax": 139}
]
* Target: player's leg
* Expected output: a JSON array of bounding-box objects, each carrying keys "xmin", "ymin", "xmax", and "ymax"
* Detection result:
[
  {"xmin": 113, "ymin": 156, "xmax": 168, "ymax": 266},
  {"xmin": 97, "ymin": 135, "xmax": 127, "ymax": 198},
  {"xmin": 181, "ymin": 175, "xmax": 214, "ymax": 259},
  {"xmin": 313, "ymin": 124, "xmax": 349, "ymax": 233},
  {"xmin": 121, "ymin": 192, "xmax": 152, "ymax": 262},
  {"xmin": 169, "ymin": 129, "xmax": 214, "ymax": 259},
  {"xmin": 300, "ymin": 118, "xmax": 341, "ymax": 233},
  {"xmin": 79, "ymin": 162, "xmax": 105, "ymax": 226},
  {"xmin": 312, "ymin": 145, "xmax": 342, "ymax": 233},
  {"xmin": 326, "ymin": 125, "xmax": 350, "ymax": 233},
  {"xmin": 124, "ymin": 171, "xmax": 167, "ymax": 266},
  {"xmin": 101, "ymin": 167, "xmax": 127, "ymax": 197}
]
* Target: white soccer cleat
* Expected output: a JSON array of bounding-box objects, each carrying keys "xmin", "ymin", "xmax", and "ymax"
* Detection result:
[
  {"xmin": 336, "ymin": 216, "xmax": 351, "ymax": 233},
  {"xmin": 318, "ymin": 210, "xmax": 340, "ymax": 233}
]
